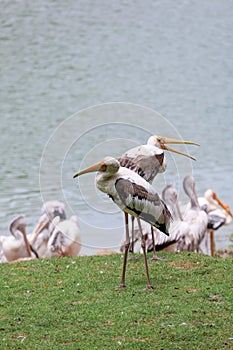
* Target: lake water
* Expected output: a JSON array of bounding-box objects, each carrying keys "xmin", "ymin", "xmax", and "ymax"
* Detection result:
[{"xmin": 0, "ymin": 0, "xmax": 232, "ymax": 255}]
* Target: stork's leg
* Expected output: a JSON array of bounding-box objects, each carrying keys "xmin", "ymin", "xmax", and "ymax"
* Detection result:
[
  {"xmin": 204, "ymin": 231, "xmax": 209, "ymax": 255},
  {"xmin": 209, "ymin": 230, "xmax": 215, "ymax": 256},
  {"xmin": 150, "ymin": 226, "xmax": 164, "ymax": 261},
  {"xmin": 137, "ymin": 218, "xmax": 153, "ymax": 290},
  {"xmin": 129, "ymin": 216, "xmax": 137, "ymax": 260},
  {"xmin": 117, "ymin": 212, "xmax": 130, "ymax": 289}
]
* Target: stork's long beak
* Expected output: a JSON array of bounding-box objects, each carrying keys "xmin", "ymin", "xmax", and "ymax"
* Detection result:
[
  {"xmin": 73, "ymin": 160, "xmax": 105, "ymax": 178},
  {"xmin": 157, "ymin": 136, "xmax": 200, "ymax": 161},
  {"xmin": 213, "ymin": 193, "xmax": 233, "ymax": 217}
]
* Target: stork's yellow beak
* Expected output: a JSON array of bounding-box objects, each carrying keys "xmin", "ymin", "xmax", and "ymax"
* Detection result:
[
  {"xmin": 213, "ymin": 192, "xmax": 233, "ymax": 218},
  {"xmin": 73, "ymin": 160, "xmax": 105, "ymax": 178},
  {"xmin": 156, "ymin": 136, "xmax": 200, "ymax": 161}
]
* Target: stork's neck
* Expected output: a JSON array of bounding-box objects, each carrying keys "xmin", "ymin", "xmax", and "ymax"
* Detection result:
[{"xmin": 96, "ymin": 172, "xmax": 116, "ymax": 195}]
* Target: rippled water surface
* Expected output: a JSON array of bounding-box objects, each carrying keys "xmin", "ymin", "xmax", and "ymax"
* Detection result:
[{"xmin": 0, "ymin": 0, "xmax": 232, "ymax": 254}]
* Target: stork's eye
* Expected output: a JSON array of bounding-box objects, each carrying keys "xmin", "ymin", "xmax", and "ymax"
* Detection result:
[{"xmin": 100, "ymin": 164, "xmax": 107, "ymax": 172}]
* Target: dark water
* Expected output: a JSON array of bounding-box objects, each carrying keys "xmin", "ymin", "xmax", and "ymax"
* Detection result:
[{"xmin": 0, "ymin": 0, "xmax": 232, "ymax": 254}]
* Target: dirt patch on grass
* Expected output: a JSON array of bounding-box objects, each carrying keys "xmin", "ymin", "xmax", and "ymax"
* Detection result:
[{"xmin": 167, "ymin": 260, "xmax": 201, "ymax": 270}]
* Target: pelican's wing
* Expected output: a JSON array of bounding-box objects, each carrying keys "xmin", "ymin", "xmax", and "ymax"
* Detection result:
[
  {"xmin": 207, "ymin": 214, "xmax": 226, "ymax": 230},
  {"xmin": 119, "ymin": 145, "xmax": 164, "ymax": 182},
  {"xmin": 115, "ymin": 178, "xmax": 171, "ymax": 235}
]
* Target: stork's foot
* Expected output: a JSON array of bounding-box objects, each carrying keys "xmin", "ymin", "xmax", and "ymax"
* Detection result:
[
  {"xmin": 145, "ymin": 284, "xmax": 154, "ymax": 290},
  {"xmin": 129, "ymin": 254, "xmax": 138, "ymax": 261},
  {"xmin": 151, "ymin": 255, "xmax": 165, "ymax": 261},
  {"xmin": 115, "ymin": 283, "xmax": 126, "ymax": 290}
]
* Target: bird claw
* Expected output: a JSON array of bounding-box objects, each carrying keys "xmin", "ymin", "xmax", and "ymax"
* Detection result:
[
  {"xmin": 115, "ymin": 284, "xmax": 126, "ymax": 290},
  {"xmin": 145, "ymin": 285, "xmax": 154, "ymax": 290},
  {"xmin": 151, "ymin": 255, "xmax": 165, "ymax": 261},
  {"xmin": 129, "ymin": 255, "xmax": 139, "ymax": 261}
]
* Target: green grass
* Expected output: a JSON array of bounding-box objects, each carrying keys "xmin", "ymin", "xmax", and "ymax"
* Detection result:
[{"xmin": 0, "ymin": 252, "xmax": 232, "ymax": 349}]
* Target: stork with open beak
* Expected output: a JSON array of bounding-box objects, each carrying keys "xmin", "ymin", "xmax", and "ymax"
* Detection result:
[
  {"xmin": 73, "ymin": 156, "xmax": 172, "ymax": 290},
  {"xmin": 119, "ymin": 135, "xmax": 200, "ymax": 259}
]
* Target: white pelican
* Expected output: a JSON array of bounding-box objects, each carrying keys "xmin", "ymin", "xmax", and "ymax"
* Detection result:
[
  {"xmin": 73, "ymin": 156, "xmax": 172, "ymax": 289},
  {"xmin": 29, "ymin": 200, "xmax": 67, "ymax": 257},
  {"xmin": 0, "ymin": 215, "xmax": 35, "ymax": 262},
  {"xmin": 43, "ymin": 215, "xmax": 81, "ymax": 258},
  {"xmin": 198, "ymin": 189, "xmax": 232, "ymax": 256},
  {"xmin": 119, "ymin": 135, "xmax": 199, "ymax": 259},
  {"xmin": 181, "ymin": 176, "xmax": 208, "ymax": 252}
]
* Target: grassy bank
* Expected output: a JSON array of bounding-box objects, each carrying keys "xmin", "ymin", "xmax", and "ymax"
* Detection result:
[{"xmin": 0, "ymin": 252, "xmax": 232, "ymax": 349}]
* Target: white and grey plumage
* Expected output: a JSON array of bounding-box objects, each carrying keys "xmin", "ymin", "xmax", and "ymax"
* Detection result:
[
  {"xmin": 73, "ymin": 156, "xmax": 172, "ymax": 289},
  {"xmin": 159, "ymin": 184, "xmax": 190, "ymax": 251},
  {"xmin": 43, "ymin": 215, "xmax": 81, "ymax": 258},
  {"xmin": 128, "ymin": 184, "xmax": 191, "ymax": 254},
  {"xmin": 119, "ymin": 135, "xmax": 199, "ymax": 259},
  {"xmin": 0, "ymin": 215, "xmax": 34, "ymax": 262},
  {"xmin": 120, "ymin": 184, "xmax": 189, "ymax": 254},
  {"xmin": 198, "ymin": 189, "xmax": 232, "ymax": 255},
  {"xmin": 119, "ymin": 135, "xmax": 198, "ymax": 181},
  {"xmin": 29, "ymin": 200, "xmax": 67, "ymax": 257},
  {"xmin": 199, "ymin": 189, "xmax": 232, "ymax": 227},
  {"xmin": 181, "ymin": 176, "xmax": 208, "ymax": 252}
]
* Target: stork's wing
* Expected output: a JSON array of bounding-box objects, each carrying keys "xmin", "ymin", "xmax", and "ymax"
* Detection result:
[
  {"xmin": 115, "ymin": 178, "xmax": 171, "ymax": 235},
  {"xmin": 119, "ymin": 147, "xmax": 164, "ymax": 182}
]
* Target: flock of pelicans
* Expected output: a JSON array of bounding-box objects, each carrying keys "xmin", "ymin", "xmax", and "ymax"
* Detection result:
[{"xmin": 0, "ymin": 135, "xmax": 232, "ymax": 289}]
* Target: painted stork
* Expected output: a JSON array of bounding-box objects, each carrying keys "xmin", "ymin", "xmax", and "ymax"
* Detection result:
[
  {"xmin": 0, "ymin": 215, "xmax": 36, "ymax": 262},
  {"xmin": 198, "ymin": 189, "xmax": 232, "ymax": 256},
  {"xmin": 181, "ymin": 175, "xmax": 208, "ymax": 252},
  {"xmin": 119, "ymin": 135, "xmax": 199, "ymax": 259},
  {"xmin": 73, "ymin": 156, "xmax": 172, "ymax": 289},
  {"xmin": 125, "ymin": 184, "xmax": 190, "ymax": 254}
]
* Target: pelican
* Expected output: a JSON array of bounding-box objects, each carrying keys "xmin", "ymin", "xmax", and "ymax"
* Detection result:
[
  {"xmin": 43, "ymin": 215, "xmax": 81, "ymax": 258},
  {"xmin": 181, "ymin": 175, "xmax": 208, "ymax": 252},
  {"xmin": 198, "ymin": 189, "xmax": 232, "ymax": 256},
  {"xmin": 119, "ymin": 135, "xmax": 199, "ymax": 259},
  {"xmin": 0, "ymin": 215, "xmax": 35, "ymax": 262},
  {"xmin": 73, "ymin": 156, "xmax": 172, "ymax": 289},
  {"xmin": 29, "ymin": 200, "xmax": 67, "ymax": 257},
  {"xmin": 159, "ymin": 184, "xmax": 190, "ymax": 251}
]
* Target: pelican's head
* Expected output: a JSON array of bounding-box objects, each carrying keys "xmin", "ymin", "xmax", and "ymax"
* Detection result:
[
  {"xmin": 73, "ymin": 156, "xmax": 120, "ymax": 178},
  {"xmin": 147, "ymin": 135, "xmax": 200, "ymax": 161},
  {"xmin": 183, "ymin": 175, "xmax": 200, "ymax": 209},
  {"xmin": 30, "ymin": 201, "xmax": 66, "ymax": 245}
]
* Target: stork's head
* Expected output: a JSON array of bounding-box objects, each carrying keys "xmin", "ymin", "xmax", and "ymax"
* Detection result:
[
  {"xmin": 73, "ymin": 156, "xmax": 120, "ymax": 178},
  {"xmin": 147, "ymin": 135, "xmax": 200, "ymax": 161}
]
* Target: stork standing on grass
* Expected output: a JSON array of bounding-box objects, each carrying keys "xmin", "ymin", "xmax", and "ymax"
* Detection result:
[
  {"xmin": 198, "ymin": 189, "xmax": 232, "ymax": 256},
  {"xmin": 73, "ymin": 156, "xmax": 172, "ymax": 290},
  {"xmin": 125, "ymin": 184, "xmax": 191, "ymax": 254},
  {"xmin": 119, "ymin": 135, "xmax": 200, "ymax": 259}
]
